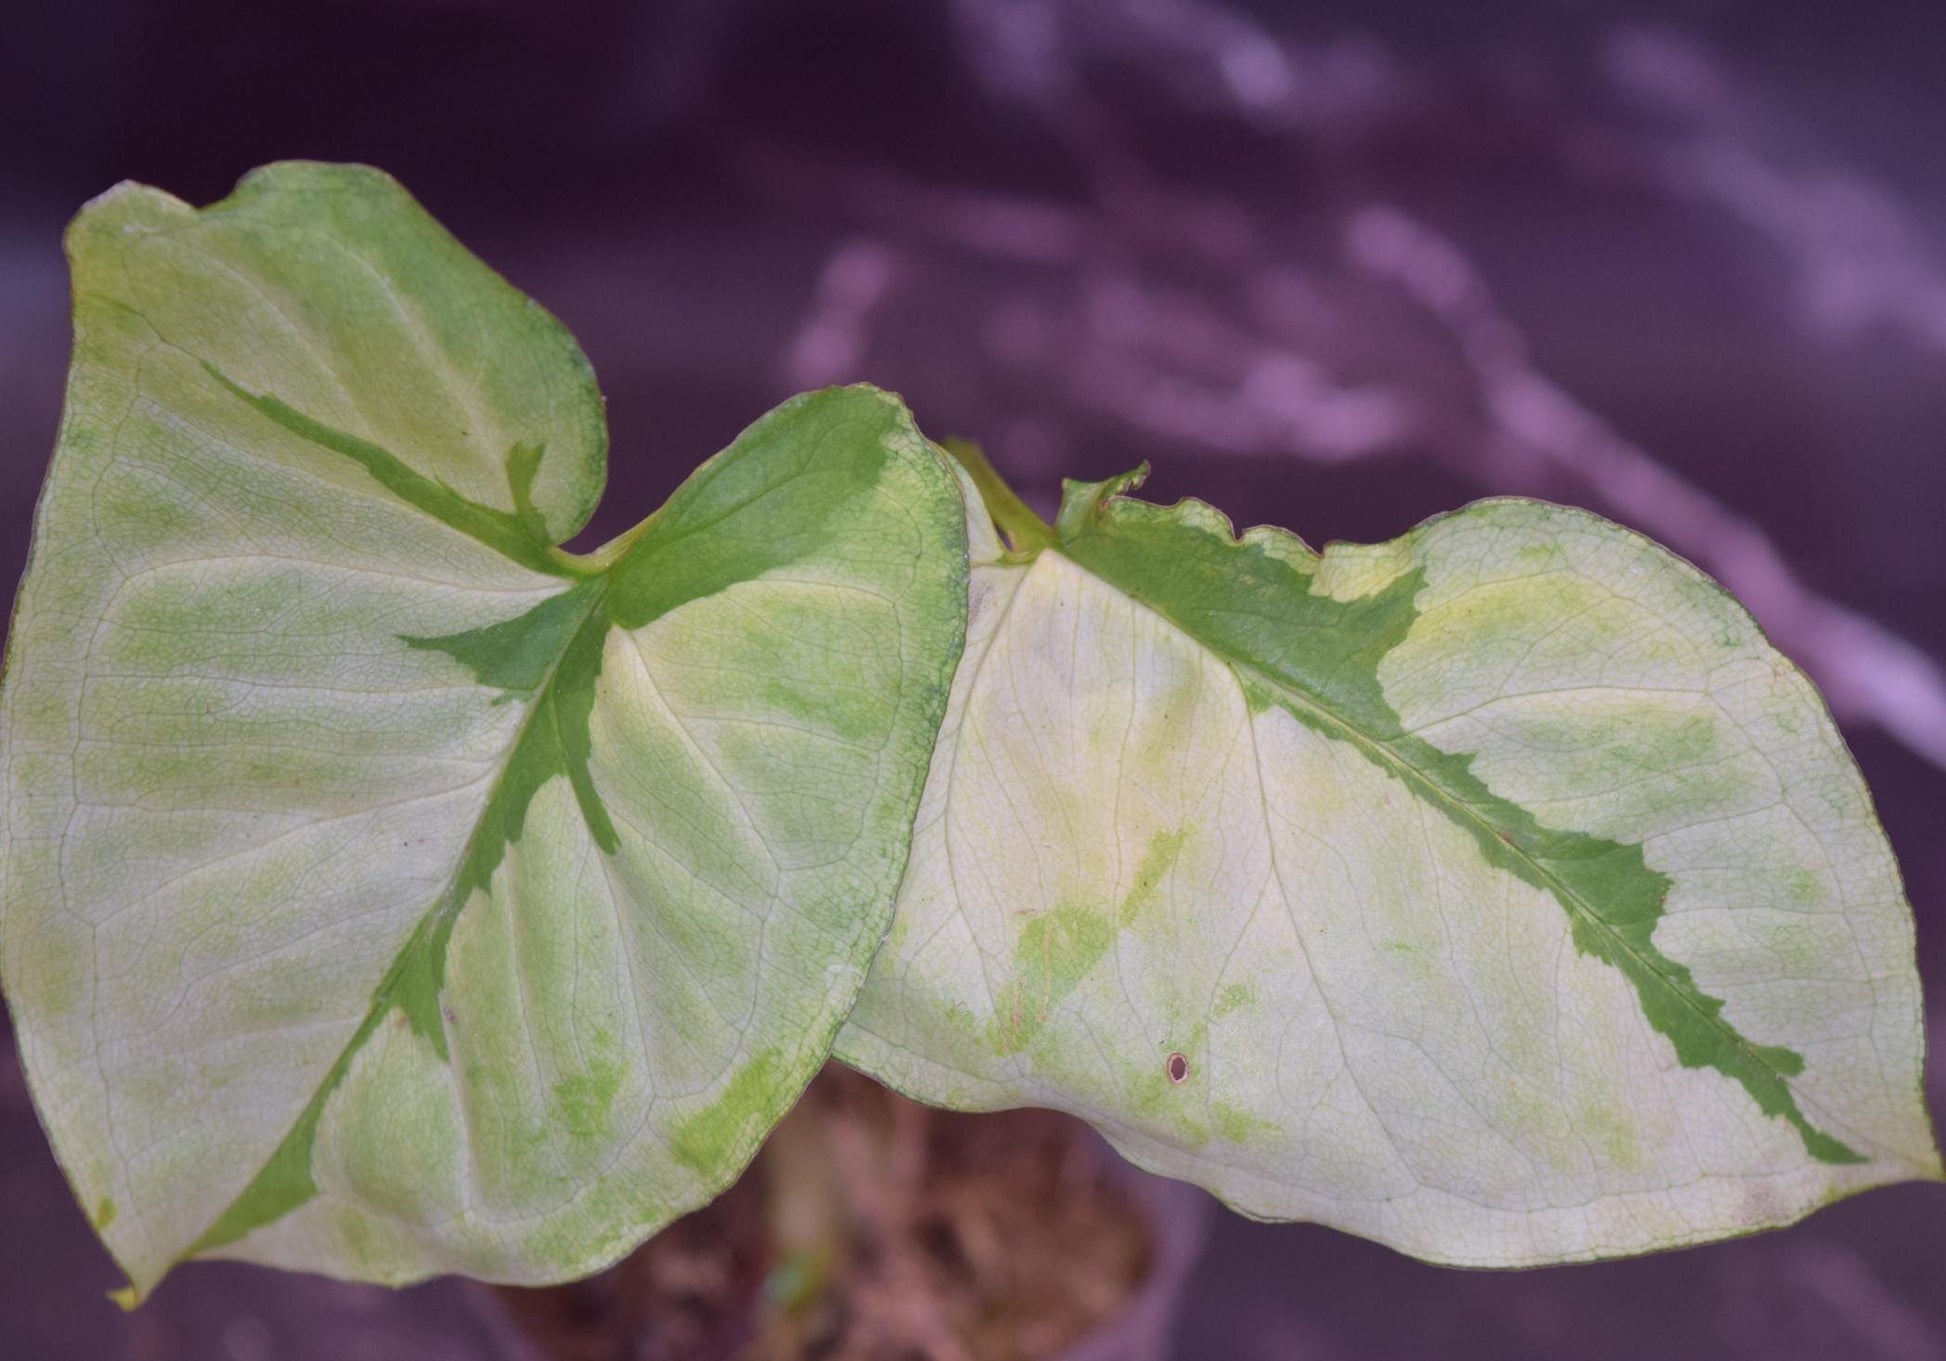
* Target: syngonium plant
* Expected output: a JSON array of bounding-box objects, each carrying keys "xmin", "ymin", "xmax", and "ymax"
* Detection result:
[{"xmin": 0, "ymin": 163, "xmax": 1937, "ymax": 1306}]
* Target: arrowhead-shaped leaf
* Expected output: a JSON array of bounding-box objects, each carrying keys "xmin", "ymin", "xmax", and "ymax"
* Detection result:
[
  {"xmin": 839, "ymin": 464, "xmax": 1941, "ymax": 1266},
  {"xmin": 0, "ymin": 164, "xmax": 970, "ymax": 1292}
]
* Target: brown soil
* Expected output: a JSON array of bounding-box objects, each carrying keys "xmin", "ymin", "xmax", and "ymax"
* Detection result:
[{"xmin": 492, "ymin": 1067, "xmax": 1154, "ymax": 1361}]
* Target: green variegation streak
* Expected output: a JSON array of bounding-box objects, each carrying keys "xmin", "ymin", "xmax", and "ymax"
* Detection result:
[
  {"xmin": 1055, "ymin": 472, "xmax": 1858, "ymax": 1164},
  {"xmin": 202, "ymin": 365, "xmax": 588, "ymax": 579},
  {"xmin": 190, "ymin": 576, "xmax": 608, "ymax": 1255},
  {"xmin": 604, "ymin": 389, "xmax": 899, "ymax": 629}
]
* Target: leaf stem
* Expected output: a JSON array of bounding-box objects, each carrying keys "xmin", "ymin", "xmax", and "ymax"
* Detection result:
[
  {"xmin": 562, "ymin": 513, "xmax": 659, "ymax": 575},
  {"xmin": 940, "ymin": 439, "xmax": 1055, "ymax": 554}
]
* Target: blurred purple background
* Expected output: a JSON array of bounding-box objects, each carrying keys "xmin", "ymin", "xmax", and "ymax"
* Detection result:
[{"xmin": 4, "ymin": 2, "xmax": 1945, "ymax": 1357}]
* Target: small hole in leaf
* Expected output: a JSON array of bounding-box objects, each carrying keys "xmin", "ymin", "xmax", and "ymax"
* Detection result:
[{"xmin": 1167, "ymin": 1052, "xmax": 1190, "ymax": 1084}]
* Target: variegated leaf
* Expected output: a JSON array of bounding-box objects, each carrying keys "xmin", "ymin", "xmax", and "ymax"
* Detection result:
[
  {"xmin": 0, "ymin": 164, "xmax": 970, "ymax": 1293},
  {"xmin": 839, "ymin": 463, "xmax": 1940, "ymax": 1266}
]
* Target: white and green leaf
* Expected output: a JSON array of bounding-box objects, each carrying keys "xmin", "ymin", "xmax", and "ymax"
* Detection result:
[
  {"xmin": 0, "ymin": 164, "xmax": 971, "ymax": 1294},
  {"xmin": 839, "ymin": 462, "xmax": 1941, "ymax": 1266}
]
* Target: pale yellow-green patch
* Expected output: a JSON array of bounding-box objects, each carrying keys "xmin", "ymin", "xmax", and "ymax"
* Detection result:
[
  {"xmin": 1213, "ymin": 983, "xmax": 1255, "ymax": 1019},
  {"xmin": 1122, "ymin": 828, "xmax": 1187, "ymax": 927},
  {"xmin": 1312, "ymin": 535, "xmax": 1412, "ymax": 601},
  {"xmin": 990, "ymin": 903, "xmax": 1118, "ymax": 1057},
  {"xmin": 555, "ymin": 1029, "xmax": 627, "ymax": 1143},
  {"xmin": 671, "ymin": 1050, "xmax": 788, "ymax": 1175},
  {"xmin": 1213, "ymin": 1104, "xmax": 1279, "ymax": 1144}
]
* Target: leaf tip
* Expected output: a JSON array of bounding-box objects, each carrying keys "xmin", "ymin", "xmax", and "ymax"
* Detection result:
[
  {"xmin": 229, "ymin": 159, "xmax": 410, "ymax": 207},
  {"xmin": 64, "ymin": 180, "xmax": 190, "ymax": 261}
]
